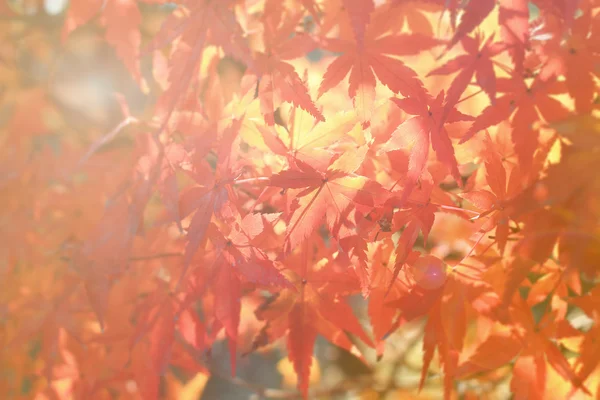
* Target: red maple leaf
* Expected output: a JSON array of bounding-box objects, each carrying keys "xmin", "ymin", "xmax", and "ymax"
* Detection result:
[
  {"xmin": 148, "ymin": 0, "xmax": 251, "ymax": 127},
  {"xmin": 459, "ymin": 297, "xmax": 590, "ymax": 396},
  {"xmin": 461, "ymin": 133, "xmax": 523, "ymax": 254},
  {"xmin": 388, "ymin": 257, "xmax": 501, "ymax": 396},
  {"xmin": 270, "ymin": 149, "xmax": 374, "ymax": 253},
  {"xmin": 252, "ymin": 239, "xmax": 372, "ymax": 397},
  {"xmin": 378, "ymin": 91, "xmax": 474, "ymax": 205},
  {"xmin": 498, "ymin": 0, "xmax": 529, "ymax": 73},
  {"xmin": 447, "ymin": 0, "xmax": 495, "ymax": 49},
  {"xmin": 535, "ymin": 5, "xmax": 600, "ymax": 112},
  {"xmin": 257, "ymin": 108, "xmax": 359, "ymax": 172},
  {"xmin": 318, "ymin": 9, "xmax": 441, "ymax": 122},
  {"xmin": 252, "ymin": 4, "xmax": 324, "ymax": 125},
  {"xmin": 178, "ymin": 120, "xmax": 245, "ymax": 280},
  {"xmin": 461, "ymin": 75, "xmax": 570, "ymax": 167},
  {"xmin": 428, "ymin": 34, "xmax": 505, "ymax": 108}
]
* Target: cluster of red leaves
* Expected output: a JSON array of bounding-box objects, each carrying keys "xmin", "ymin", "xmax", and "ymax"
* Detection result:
[{"xmin": 2, "ymin": 0, "xmax": 600, "ymax": 398}]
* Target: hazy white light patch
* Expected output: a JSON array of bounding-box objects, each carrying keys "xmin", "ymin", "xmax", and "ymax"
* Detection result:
[
  {"xmin": 52, "ymin": 70, "xmax": 116, "ymax": 124},
  {"xmin": 44, "ymin": 0, "xmax": 68, "ymax": 15}
]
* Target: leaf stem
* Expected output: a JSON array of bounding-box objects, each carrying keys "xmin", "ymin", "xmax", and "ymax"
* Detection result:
[
  {"xmin": 437, "ymin": 204, "xmax": 480, "ymax": 215},
  {"xmin": 457, "ymin": 88, "xmax": 484, "ymax": 104},
  {"xmin": 234, "ymin": 177, "xmax": 270, "ymax": 185}
]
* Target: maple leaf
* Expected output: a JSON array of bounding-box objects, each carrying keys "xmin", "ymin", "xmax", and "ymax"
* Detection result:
[
  {"xmin": 179, "ymin": 166, "xmax": 232, "ymax": 269},
  {"xmin": 387, "ymin": 256, "xmax": 501, "ymax": 394},
  {"xmin": 202, "ymin": 213, "xmax": 293, "ymax": 374},
  {"xmin": 378, "ymin": 91, "xmax": 474, "ymax": 205},
  {"xmin": 62, "ymin": 0, "xmax": 143, "ymax": 84},
  {"xmin": 67, "ymin": 137, "xmax": 164, "ymax": 330},
  {"xmin": 448, "ymin": 0, "xmax": 495, "ymax": 49},
  {"xmin": 569, "ymin": 286, "xmax": 600, "ymax": 394},
  {"xmin": 147, "ymin": 298, "xmax": 177, "ymax": 378},
  {"xmin": 378, "ymin": 171, "xmax": 444, "ymax": 289},
  {"xmin": 535, "ymin": 6, "xmax": 600, "ymax": 112},
  {"xmin": 120, "ymin": 284, "xmax": 183, "ymax": 399},
  {"xmin": 505, "ymin": 114, "xmax": 600, "ymax": 273},
  {"xmin": 318, "ymin": 10, "xmax": 442, "ymax": 122},
  {"xmin": 461, "ymin": 75, "xmax": 570, "ymax": 167},
  {"xmin": 252, "ymin": 240, "xmax": 372, "ymax": 397},
  {"xmin": 4, "ymin": 272, "xmax": 92, "ymax": 387},
  {"xmin": 253, "ymin": 4, "xmax": 324, "ymax": 125},
  {"xmin": 461, "ymin": 132, "xmax": 525, "ymax": 254},
  {"xmin": 211, "ymin": 213, "xmax": 293, "ymax": 289},
  {"xmin": 178, "ymin": 307, "xmax": 206, "ymax": 353},
  {"xmin": 178, "ymin": 119, "xmax": 246, "ymax": 281},
  {"xmin": 270, "ymin": 148, "xmax": 374, "ymax": 252},
  {"xmin": 498, "ymin": 0, "xmax": 529, "ymax": 73},
  {"xmin": 511, "ymin": 355, "xmax": 547, "ymax": 400},
  {"xmin": 257, "ymin": 107, "xmax": 359, "ymax": 172},
  {"xmin": 456, "ymin": 330, "xmax": 523, "ymax": 378},
  {"xmin": 342, "ymin": 0, "xmax": 375, "ymax": 46},
  {"xmin": 499, "ymin": 298, "xmax": 590, "ymax": 396},
  {"xmin": 102, "ymin": 0, "xmax": 143, "ymax": 84},
  {"xmin": 365, "ymin": 239, "xmax": 406, "ymax": 356},
  {"xmin": 386, "ymin": 265, "xmax": 445, "ymax": 324},
  {"xmin": 428, "ymin": 34, "xmax": 505, "ymax": 108},
  {"xmin": 148, "ymin": 0, "xmax": 251, "ymax": 127},
  {"xmin": 536, "ymin": 115, "xmax": 600, "ymax": 278},
  {"xmin": 532, "ymin": 0, "xmax": 583, "ymax": 27},
  {"xmin": 526, "ymin": 265, "xmax": 581, "ymax": 312},
  {"xmin": 335, "ymin": 234, "xmax": 370, "ymax": 296},
  {"xmin": 156, "ymin": 143, "xmax": 188, "ymax": 231},
  {"xmin": 286, "ymin": 302, "xmax": 318, "ymax": 398}
]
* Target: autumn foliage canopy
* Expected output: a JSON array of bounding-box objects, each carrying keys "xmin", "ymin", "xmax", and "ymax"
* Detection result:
[{"xmin": 3, "ymin": 0, "xmax": 600, "ymax": 398}]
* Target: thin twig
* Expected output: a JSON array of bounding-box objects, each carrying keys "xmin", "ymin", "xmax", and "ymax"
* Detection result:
[{"xmin": 77, "ymin": 116, "xmax": 139, "ymax": 168}]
